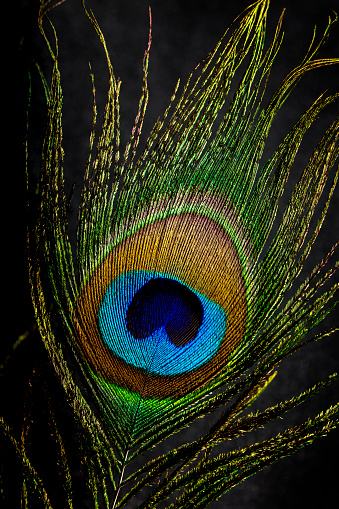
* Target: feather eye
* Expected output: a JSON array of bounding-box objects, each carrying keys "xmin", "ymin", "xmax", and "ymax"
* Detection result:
[{"xmin": 75, "ymin": 203, "xmax": 250, "ymax": 397}]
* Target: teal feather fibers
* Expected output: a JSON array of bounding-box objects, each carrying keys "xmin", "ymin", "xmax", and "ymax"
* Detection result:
[{"xmin": 1, "ymin": 0, "xmax": 338, "ymax": 507}]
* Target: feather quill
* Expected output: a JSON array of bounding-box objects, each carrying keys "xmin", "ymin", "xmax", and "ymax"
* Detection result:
[{"xmin": 1, "ymin": 0, "xmax": 338, "ymax": 507}]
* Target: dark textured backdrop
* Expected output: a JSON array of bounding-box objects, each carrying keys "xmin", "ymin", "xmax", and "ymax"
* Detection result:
[{"xmin": 6, "ymin": 0, "xmax": 339, "ymax": 507}]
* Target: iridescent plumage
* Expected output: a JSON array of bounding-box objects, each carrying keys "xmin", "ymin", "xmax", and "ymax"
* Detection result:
[{"xmin": 1, "ymin": 0, "xmax": 338, "ymax": 507}]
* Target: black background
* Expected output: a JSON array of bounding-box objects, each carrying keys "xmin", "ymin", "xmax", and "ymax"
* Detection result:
[{"xmin": 4, "ymin": 0, "xmax": 339, "ymax": 507}]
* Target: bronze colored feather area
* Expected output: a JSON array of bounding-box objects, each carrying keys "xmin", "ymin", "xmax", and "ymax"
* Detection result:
[{"xmin": 75, "ymin": 212, "xmax": 247, "ymax": 397}]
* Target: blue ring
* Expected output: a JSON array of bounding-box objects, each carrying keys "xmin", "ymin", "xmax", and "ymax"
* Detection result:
[{"xmin": 98, "ymin": 271, "xmax": 227, "ymax": 376}]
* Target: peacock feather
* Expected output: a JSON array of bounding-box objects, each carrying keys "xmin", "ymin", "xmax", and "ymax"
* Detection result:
[{"xmin": 1, "ymin": 0, "xmax": 339, "ymax": 507}]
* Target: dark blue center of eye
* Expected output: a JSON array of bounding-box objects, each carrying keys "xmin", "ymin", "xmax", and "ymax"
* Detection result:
[{"xmin": 126, "ymin": 278, "xmax": 203, "ymax": 347}]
